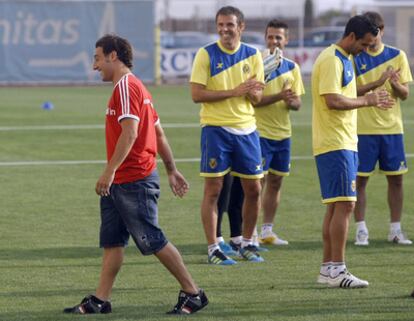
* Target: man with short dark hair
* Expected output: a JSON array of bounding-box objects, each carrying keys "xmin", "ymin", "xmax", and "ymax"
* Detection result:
[
  {"xmin": 190, "ymin": 6, "xmax": 266, "ymax": 265},
  {"xmin": 63, "ymin": 34, "xmax": 208, "ymax": 315},
  {"xmin": 353, "ymin": 11, "xmax": 412, "ymax": 246},
  {"xmin": 254, "ymin": 19, "xmax": 305, "ymax": 246},
  {"xmin": 312, "ymin": 16, "xmax": 393, "ymax": 288}
]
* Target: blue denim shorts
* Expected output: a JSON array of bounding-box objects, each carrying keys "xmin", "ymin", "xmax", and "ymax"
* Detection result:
[{"xmin": 99, "ymin": 170, "xmax": 168, "ymax": 255}]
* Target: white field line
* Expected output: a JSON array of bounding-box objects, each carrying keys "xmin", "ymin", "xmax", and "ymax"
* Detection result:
[
  {"xmin": 1, "ymin": 154, "xmax": 414, "ymax": 167},
  {"xmin": 0, "ymin": 123, "xmax": 200, "ymax": 131},
  {"xmin": 1, "ymin": 120, "xmax": 414, "ymax": 131}
]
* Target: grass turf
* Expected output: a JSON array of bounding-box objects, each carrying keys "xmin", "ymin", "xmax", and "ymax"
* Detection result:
[{"xmin": 0, "ymin": 84, "xmax": 413, "ymax": 320}]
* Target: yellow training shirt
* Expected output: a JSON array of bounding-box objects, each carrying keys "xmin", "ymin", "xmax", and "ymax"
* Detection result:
[
  {"xmin": 190, "ymin": 41, "xmax": 264, "ymax": 129},
  {"xmin": 255, "ymin": 58, "xmax": 305, "ymax": 140},
  {"xmin": 354, "ymin": 44, "xmax": 413, "ymax": 134},
  {"xmin": 312, "ymin": 44, "xmax": 357, "ymax": 156}
]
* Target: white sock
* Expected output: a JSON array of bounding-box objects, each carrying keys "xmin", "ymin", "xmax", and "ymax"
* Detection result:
[
  {"xmin": 320, "ymin": 262, "xmax": 332, "ymax": 276},
  {"xmin": 390, "ymin": 222, "xmax": 401, "ymax": 232},
  {"xmin": 330, "ymin": 262, "xmax": 346, "ymax": 278},
  {"xmin": 241, "ymin": 238, "xmax": 253, "ymax": 249},
  {"xmin": 217, "ymin": 236, "xmax": 224, "ymax": 243},
  {"xmin": 261, "ymin": 223, "xmax": 273, "ymax": 235},
  {"xmin": 356, "ymin": 221, "xmax": 368, "ymax": 231},
  {"xmin": 207, "ymin": 243, "xmax": 220, "ymax": 256},
  {"xmin": 231, "ymin": 236, "xmax": 242, "ymax": 244}
]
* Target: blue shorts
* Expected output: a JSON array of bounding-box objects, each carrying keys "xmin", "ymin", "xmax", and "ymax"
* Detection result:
[
  {"xmin": 315, "ymin": 150, "xmax": 358, "ymax": 204},
  {"xmin": 260, "ymin": 137, "xmax": 291, "ymax": 176},
  {"xmin": 200, "ymin": 126, "xmax": 263, "ymax": 179},
  {"xmin": 357, "ymin": 134, "xmax": 407, "ymax": 176},
  {"xmin": 99, "ymin": 170, "xmax": 168, "ymax": 255}
]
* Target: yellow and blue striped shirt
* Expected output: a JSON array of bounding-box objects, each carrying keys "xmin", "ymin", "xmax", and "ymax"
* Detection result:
[
  {"xmin": 255, "ymin": 58, "xmax": 305, "ymax": 140},
  {"xmin": 312, "ymin": 44, "xmax": 357, "ymax": 156},
  {"xmin": 190, "ymin": 41, "xmax": 264, "ymax": 129},
  {"xmin": 354, "ymin": 44, "xmax": 413, "ymax": 134}
]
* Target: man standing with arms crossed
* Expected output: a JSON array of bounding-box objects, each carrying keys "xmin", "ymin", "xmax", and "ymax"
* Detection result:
[
  {"xmin": 312, "ymin": 16, "xmax": 393, "ymax": 288},
  {"xmin": 353, "ymin": 11, "xmax": 412, "ymax": 246},
  {"xmin": 254, "ymin": 19, "xmax": 305, "ymax": 246},
  {"xmin": 190, "ymin": 6, "xmax": 265, "ymax": 265},
  {"xmin": 64, "ymin": 34, "xmax": 208, "ymax": 315}
]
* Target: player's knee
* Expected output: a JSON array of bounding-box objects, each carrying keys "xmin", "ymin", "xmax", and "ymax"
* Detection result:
[{"xmin": 243, "ymin": 185, "xmax": 261, "ymax": 200}]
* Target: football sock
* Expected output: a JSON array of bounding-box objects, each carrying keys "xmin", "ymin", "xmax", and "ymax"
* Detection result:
[
  {"xmin": 231, "ymin": 236, "xmax": 242, "ymax": 244},
  {"xmin": 217, "ymin": 236, "xmax": 225, "ymax": 243},
  {"xmin": 330, "ymin": 262, "xmax": 346, "ymax": 278},
  {"xmin": 320, "ymin": 262, "xmax": 332, "ymax": 276},
  {"xmin": 207, "ymin": 244, "xmax": 220, "ymax": 256},
  {"xmin": 241, "ymin": 238, "xmax": 253, "ymax": 249},
  {"xmin": 261, "ymin": 223, "xmax": 273, "ymax": 235},
  {"xmin": 390, "ymin": 222, "xmax": 401, "ymax": 233},
  {"xmin": 356, "ymin": 221, "xmax": 367, "ymax": 231}
]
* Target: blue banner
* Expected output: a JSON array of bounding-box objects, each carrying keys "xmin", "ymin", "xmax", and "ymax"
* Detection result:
[{"xmin": 0, "ymin": 0, "xmax": 154, "ymax": 84}]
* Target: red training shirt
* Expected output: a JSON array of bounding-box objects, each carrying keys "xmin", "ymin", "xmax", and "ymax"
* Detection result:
[{"xmin": 105, "ymin": 73, "xmax": 159, "ymax": 184}]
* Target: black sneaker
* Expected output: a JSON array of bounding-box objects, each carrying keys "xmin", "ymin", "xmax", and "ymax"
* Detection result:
[
  {"xmin": 63, "ymin": 295, "xmax": 112, "ymax": 314},
  {"xmin": 167, "ymin": 289, "xmax": 208, "ymax": 314}
]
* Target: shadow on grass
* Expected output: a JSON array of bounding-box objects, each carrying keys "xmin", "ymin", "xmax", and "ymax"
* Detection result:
[
  {"xmin": 0, "ymin": 245, "xmax": 174, "ymax": 262},
  {"xmin": 175, "ymin": 241, "xmax": 324, "ymax": 254},
  {"xmin": 0, "ymin": 239, "xmax": 407, "ymax": 262},
  {"xmin": 1, "ymin": 295, "xmax": 412, "ymax": 321},
  {"xmin": 0, "ymin": 246, "xmax": 102, "ymax": 260}
]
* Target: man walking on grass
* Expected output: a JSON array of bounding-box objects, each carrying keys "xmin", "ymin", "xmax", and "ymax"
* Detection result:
[{"xmin": 64, "ymin": 34, "xmax": 208, "ymax": 315}]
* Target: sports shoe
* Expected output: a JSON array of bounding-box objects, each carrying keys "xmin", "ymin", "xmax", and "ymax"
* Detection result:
[
  {"xmin": 229, "ymin": 240, "xmax": 241, "ymax": 252},
  {"xmin": 239, "ymin": 245, "xmax": 264, "ymax": 262},
  {"xmin": 167, "ymin": 289, "xmax": 208, "ymax": 315},
  {"xmin": 388, "ymin": 229, "xmax": 413, "ymax": 245},
  {"xmin": 218, "ymin": 241, "xmax": 238, "ymax": 256},
  {"xmin": 254, "ymin": 244, "xmax": 269, "ymax": 252},
  {"xmin": 317, "ymin": 273, "xmax": 329, "ymax": 285},
  {"xmin": 259, "ymin": 231, "xmax": 289, "ymax": 245},
  {"xmin": 355, "ymin": 229, "xmax": 369, "ymax": 246},
  {"xmin": 208, "ymin": 249, "xmax": 237, "ymax": 265},
  {"xmin": 328, "ymin": 270, "xmax": 369, "ymax": 288},
  {"xmin": 63, "ymin": 295, "xmax": 112, "ymax": 314}
]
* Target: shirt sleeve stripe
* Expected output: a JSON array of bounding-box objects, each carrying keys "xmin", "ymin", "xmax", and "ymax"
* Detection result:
[{"xmin": 118, "ymin": 75, "xmax": 130, "ymax": 116}]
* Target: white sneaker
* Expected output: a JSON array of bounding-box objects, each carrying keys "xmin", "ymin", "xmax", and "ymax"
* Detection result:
[
  {"xmin": 388, "ymin": 229, "xmax": 413, "ymax": 245},
  {"xmin": 355, "ymin": 229, "xmax": 369, "ymax": 246},
  {"xmin": 317, "ymin": 273, "xmax": 329, "ymax": 284},
  {"xmin": 328, "ymin": 270, "xmax": 369, "ymax": 288},
  {"xmin": 259, "ymin": 231, "xmax": 289, "ymax": 245}
]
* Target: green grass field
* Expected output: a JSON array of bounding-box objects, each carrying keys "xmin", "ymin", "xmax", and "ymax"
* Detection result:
[{"xmin": 0, "ymin": 84, "xmax": 413, "ymax": 321}]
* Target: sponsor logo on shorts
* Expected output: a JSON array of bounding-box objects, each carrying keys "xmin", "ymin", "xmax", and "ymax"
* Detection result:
[
  {"xmin": 398, "ymin": 161, "xmax": 407, "ymax": 171},
  {"xmin": 351, "ymin": 180, "xmax": 356, "ymax": 192}
]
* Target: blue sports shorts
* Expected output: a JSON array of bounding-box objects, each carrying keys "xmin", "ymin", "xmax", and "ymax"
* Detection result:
[
  {"xmin": 357, "ymin": 134, "xmax": 407, "ymax": 176},
  {"xmin": 200, "ymin": 126, "xmax": 263, "ymax": 179},
  {"xmin": 260, "ymin": 137, "xmax": 291, "ymax": 176},
  {"xmin": 315, "ymin": 150, "xmax": 358, "ymax": 204},
  {"xmin": 99, "ymin": 170, "xmax": 168, "ymax": 255}
]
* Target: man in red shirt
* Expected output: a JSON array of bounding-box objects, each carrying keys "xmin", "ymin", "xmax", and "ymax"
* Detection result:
[{"xmin": 64, "ymin": 34, "xmax": 208, "ymax": 315}]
